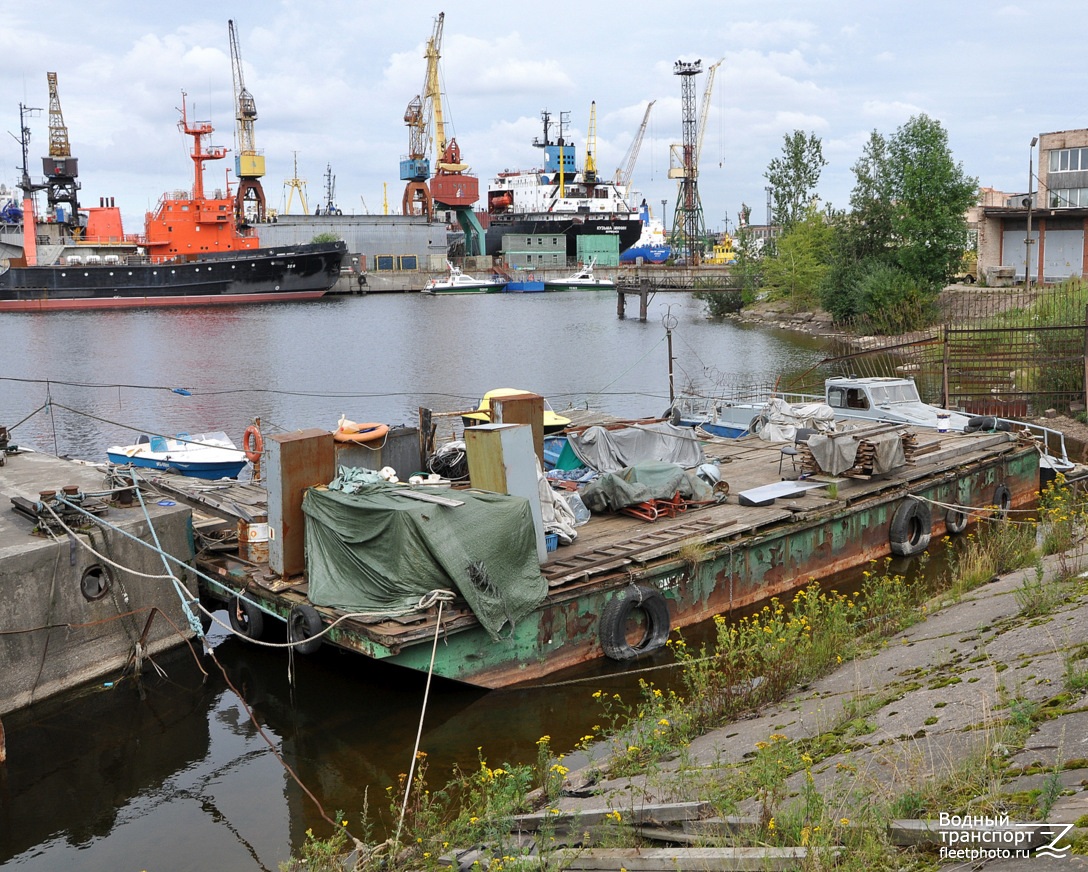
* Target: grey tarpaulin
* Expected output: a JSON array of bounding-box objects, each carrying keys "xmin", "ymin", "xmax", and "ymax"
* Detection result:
[
  {"xmin": 302, "ymin": 483, "xmax": 547, "ymax": 639},
  {"xmin": 580, "ymin": 461, "xmax": 715, "ymax": 513},
  {"xmin": 807, "ymin": 429, "xmax": 905, "ymax": 476},
  {"xmin": 566, "ymin": 422, "xmax": 705, "ymax": 474}
]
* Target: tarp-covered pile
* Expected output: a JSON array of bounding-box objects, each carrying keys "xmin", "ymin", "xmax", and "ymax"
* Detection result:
[
  {"xmin": 580, "ymin": 461, "xmax": 716, "ymax": 513},
  {"xmin": 752, "ymin": 397, "xmax": 837, "ymax": 443},
  {"xmin": 302, "ymin": 481, "xmax": 547, "ymax": 640},
  {"xmin": 566, "ymin": 422, "xmax": 705, "ymax": 473}
]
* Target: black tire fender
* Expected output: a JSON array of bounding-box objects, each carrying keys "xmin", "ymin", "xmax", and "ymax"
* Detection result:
[
  {"xmin": 599, "ymin": 584, "xmax": 670, "ymax": 660},
  {"xmin": 965, "ymin": 416, "xmax": 1013, "ymax": 433},
  {"xmin": 229, "ymin": 595, "xmax": 265, "ymax": 640},
  {"xmin": 889, "ymin": 498, "xmax": 932, "ymax": 556},
  {"xmin": 748, "ymin": 414, "xmax": 768, "ymax": 437},
  {"xmin": 945, "ymin": 507, "xmax": 969, "ymax": 534},
  {"xmin": 993, "ymin": 483, "xmax": 1012, "ymax": 517},
  {"xmin": 288, "ymin": 604, "xmax": 324, "ymax": 655}
]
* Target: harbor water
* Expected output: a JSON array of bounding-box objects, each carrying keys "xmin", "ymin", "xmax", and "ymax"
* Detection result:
[{"xmin": 0, "ymin": 291, "xmax": 828, "ymax": 870}]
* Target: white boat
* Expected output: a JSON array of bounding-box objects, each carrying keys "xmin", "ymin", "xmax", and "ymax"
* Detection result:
[
  {"xmin": 671, "ymin": 375, "xmax": 1075, "ymax": 478},
  {"xmin": 544, "ymin": 257, "xmax": 615, "ymax": 290},
  {"xmin": 106, "ymin": 431, "xmax": 248, "ymax": 479},
  {"xmin": 422, "ymin": 263, "xmax": 505, "ymax": 294}
]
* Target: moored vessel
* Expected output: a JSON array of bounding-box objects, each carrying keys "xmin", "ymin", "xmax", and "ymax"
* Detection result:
[
  {"xmin": 484, "ymin": 110, "xmax": 642, "ymax": 259},
  {"xmin": 0, "ymin": 92, "xmax": 345, "ymax": 312}
]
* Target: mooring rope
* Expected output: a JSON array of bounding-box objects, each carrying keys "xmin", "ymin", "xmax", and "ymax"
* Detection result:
[{"xmin": 394, "ymin": 598, "xmax": 446, "ymax": 848}]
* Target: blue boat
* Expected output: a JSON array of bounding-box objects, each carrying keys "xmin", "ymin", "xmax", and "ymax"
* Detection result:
[
  {"xmin": 107, "ymin": 431, "xmax": 248, "ymax": 479},
  {"xmin": 619, "ymin": 201, "xmax": 671, "ymax": 264}
]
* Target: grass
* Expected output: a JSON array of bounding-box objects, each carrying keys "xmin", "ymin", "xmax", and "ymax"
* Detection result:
[{"xmin": 283, "ymin": 480, "xmax": 1088, "ymax": 870}]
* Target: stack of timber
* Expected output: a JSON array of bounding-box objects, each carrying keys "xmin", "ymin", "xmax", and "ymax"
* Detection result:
[{"xmin": 799, "ymin": 422, "xmax": 922, "ymax": 479}]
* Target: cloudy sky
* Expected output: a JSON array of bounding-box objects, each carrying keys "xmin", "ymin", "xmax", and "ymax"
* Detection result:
[{"xmin": 2, "ymin": 1, "xmax": 1078, "ymax": 234}]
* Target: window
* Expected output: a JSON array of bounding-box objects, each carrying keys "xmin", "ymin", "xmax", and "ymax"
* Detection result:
[
  {"xmin": 1050, "ymin": 188, "xmax": 1088, "ymax": 208},
  {"xmin": 1048, "ymin": 147, "xmax": 1088, "ymax": 174}
]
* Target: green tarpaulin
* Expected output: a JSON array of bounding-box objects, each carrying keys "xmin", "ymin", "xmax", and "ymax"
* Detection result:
[{"xmin": 302, "ymin": 483, "xmax": 547, "ymax": 640}]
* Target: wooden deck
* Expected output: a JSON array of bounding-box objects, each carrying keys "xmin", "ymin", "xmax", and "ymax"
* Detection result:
[{"xmin": 146, "ymin": 422, "xmax": 1028, "ymax": 657}]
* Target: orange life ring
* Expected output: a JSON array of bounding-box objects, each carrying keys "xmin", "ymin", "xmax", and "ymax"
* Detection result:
[
  {"xmin": 333, "ymin": 422, "xmax": 390, "ymax": 444},
  {"xmin": 243, "ymin": 425, "xmax": 263, "ymax": 463}
]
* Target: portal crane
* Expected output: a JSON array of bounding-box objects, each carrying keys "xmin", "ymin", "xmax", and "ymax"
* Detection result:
[
  {"xmin": 399, "ymin": 12, "xmax": 482, "ymax": 251},
  {"xmin": 584, "ymin": 101, "xmax": 598, "ymax": 184},
  {"xmin": 614, "ymin": 100, "xmax": 655, "ymax": 192},
  {"xmin": 43, "ymin": 72, "xmax": 80, "ymax": 227},
  {"xmin": 228, "ymin": 19, "xmax": 266, "ymax": 226}
]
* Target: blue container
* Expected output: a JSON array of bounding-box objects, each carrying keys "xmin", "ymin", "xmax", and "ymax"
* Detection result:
[{"xmin": 545, "ymin": 532, "xmax": 559, "ymax": 552}]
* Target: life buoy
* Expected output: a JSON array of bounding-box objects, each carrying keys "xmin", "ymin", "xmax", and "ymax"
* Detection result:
[
  {"xmin": 288, "ymin": 604, "xmax": 324, "ymax": 655},
  {"xmin": 598, "ymin": 584, "xmax": 671, "ymax": 660},
  {"xmin": 528, "ymin": 272, "xmax": 535, "ymax": 281},
  {"xmin": 945, "ymin": 507, "xmax": 969, "ymax": 534},
  {"xmin": 333, "ymin": 422, "xmax": 390, "ymax": 443},
  {"xmin": 889, "ymin": 497, "xmax": 932, "ymax": 556},
  {"xmin": 993, "ymin": 483, "xmax": 1012, "ymax": 518},
  {"xmin": 243, "ymin": 425, "xmax": 263, "ymax": 463},
  {"xmin": 229, "ymin": 595, "xmax": 265, "ymax": 639}
]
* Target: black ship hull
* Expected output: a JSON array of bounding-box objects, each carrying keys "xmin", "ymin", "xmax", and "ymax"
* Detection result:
[
  {"xmin": 484, "ymin": 215, "xmax": 642, "ymax": 259},
  {"xmin": 0, "ymin": 241, "xmax": 346, "ymax": 312}
]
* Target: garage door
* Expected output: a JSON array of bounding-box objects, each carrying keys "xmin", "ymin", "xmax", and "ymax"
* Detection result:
[
  {"xmin": 1041, "ymin": 229, "xmax": 1084, "ymax": 281},
  {"xmin": 1001, "ymin": 228, "xmax": 1038, "ymax": 281}
]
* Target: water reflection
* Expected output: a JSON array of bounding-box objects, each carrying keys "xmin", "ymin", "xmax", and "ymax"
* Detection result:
[{"xmin": 0, "ymin": 292, "xmax": 832, "ymax": 869}]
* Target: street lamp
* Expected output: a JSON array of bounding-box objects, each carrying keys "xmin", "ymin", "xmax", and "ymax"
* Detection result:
[
  {"xmin": 1025, "ymin": 136, "xmax": 1038, "ymax": 288},
  {"xmin": 661, "ymin": 198, "xmax": 667, "ymax": 235}
]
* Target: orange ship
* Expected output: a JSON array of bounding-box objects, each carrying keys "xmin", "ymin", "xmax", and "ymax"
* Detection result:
[{"xmin": 1, "ymin": 93, "xmax": 345, "ymax": 312}]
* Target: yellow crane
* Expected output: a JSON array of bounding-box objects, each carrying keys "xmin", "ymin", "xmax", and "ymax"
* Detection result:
[
  {"xmin": 584, "ymin": 101, "xmax": 598, "ymax": 184},
  {"xmin": 228, "ymin": 19, "xmax": 266, "ymax": 226},
  {"xmin": 283, "ymin": 151, "xmax": 308, "ymax": 215},
  {"xmin": 43, "ymin": 72, "xmax": 80, "ymax": 225}
]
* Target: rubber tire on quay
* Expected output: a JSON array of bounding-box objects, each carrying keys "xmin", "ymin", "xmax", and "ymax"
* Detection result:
[
  {"xmin": 993, "ymin": 483, "xmax": 1012, "ymax": 518},
  {"xmin": 599, "ymin": 584, "xmax": 670, "ymax": 661},
  {"xmin": 288, "ymin": 604, "xmax": 324, "ymax": 655},
  {"xmin": 945, "ymin": 507, "xmax": 969, "ymax": 535},
  {"xmin": 889, "ymin": 498, "xmax": 933, "ymax": 556},
  {"xmin": 748, "ymin": 414, "xmax": 768, "ymax": 437},
  {"xmin": 229, "ymin": 596, "xmax": 265, "ymax": 640}
]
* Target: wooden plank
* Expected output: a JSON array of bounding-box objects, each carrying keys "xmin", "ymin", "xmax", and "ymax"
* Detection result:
[
  {"xmin": 389, "ymin": 489, "xmax": 465, "ymax": 507},
  {"xmin": 552, "ymin": 846, "xmax": 816, "ymax": 871},
  {"xmin": 513, "ymin": 801, "xmax": 710, "ymax": 832}
]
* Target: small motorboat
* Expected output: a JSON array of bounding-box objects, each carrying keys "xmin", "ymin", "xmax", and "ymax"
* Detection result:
[
  {"xmin": 544, "ymin": 257, "xmax": 615, "ymax": 290},
  {"xmin": 422, "ymin": 263, "xmax": 506, "ymax": 294},
  {"xmin": 107, "ymin": 431, "xmax": 248, "ymax": 479}
]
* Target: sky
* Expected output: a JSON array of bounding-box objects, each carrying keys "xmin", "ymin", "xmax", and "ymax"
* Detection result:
[{"xmin": 2, "ymin": 1, "xmax": 1081, "ymax": 235}]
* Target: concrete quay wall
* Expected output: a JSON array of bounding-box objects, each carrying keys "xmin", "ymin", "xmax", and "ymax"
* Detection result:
[{"xmin": 0, "ymin": 450, "xmax": 198, "ymax": 714}]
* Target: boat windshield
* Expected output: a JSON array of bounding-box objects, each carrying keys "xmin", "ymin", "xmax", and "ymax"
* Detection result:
[{"xmin": 868, "ymin": 383, "xmax": 921, "ymax": 405}]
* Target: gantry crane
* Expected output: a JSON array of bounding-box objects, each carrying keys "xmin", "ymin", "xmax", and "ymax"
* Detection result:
[
  {"xmin": 400, "ymin": 12, "xmax": 482, "ymax": 252},
  {"xmin": 43, "ymin": 72, "xmax": 81, "ymax": 228},
  {"xmin": 614, "ymin": 100, "xmax": 655, "ymax": 193},
  {"xmin": 228, "ymin": 19, "xmax": 266, "ymax": 226},
  {"xmin": 283, "ymin": 151, "xmax": 309, "ymax": 215}
]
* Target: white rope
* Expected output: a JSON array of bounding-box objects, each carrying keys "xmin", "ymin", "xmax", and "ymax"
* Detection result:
[{"xmin": 394, "ymin": 598, "xmax": 446, "ymax": 848}]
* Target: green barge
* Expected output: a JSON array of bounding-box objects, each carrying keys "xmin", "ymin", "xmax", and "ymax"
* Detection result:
[{"xmin": 166, "ymin": 420, "xmax": 1043, "ymax": 690}]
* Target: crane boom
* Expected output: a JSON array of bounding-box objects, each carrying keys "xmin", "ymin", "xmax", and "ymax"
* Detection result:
[
  {"xmin": 695, "ymin": 58, "xmax": 723, "ymax": 169},
  {"xmin": 228, "ymin": 19, "xmax": 266, "ymax": 225},
  {"xmin": 614, "ymin": 100, "xmax": 655, "ymax": 189},
  {"xmin": 584, "ymin": 101, "xmax": 597, "ymax": 183},
  {"xmin": 46, "ymin": 72, "xmax": 70, "ymax": 157}
]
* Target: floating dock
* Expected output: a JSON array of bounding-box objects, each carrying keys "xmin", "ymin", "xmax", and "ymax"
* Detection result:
[
  {"xmin": 145, "ymin": 418, "xmax": 1041, "ymax": 690},
  {"xmin": 0, "ymin": 450, "xmax": 198, "ymax": 714}
]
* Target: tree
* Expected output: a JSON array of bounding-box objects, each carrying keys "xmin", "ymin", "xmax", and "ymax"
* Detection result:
[
  {"xmin": 845, "ymin": 130, "xmax": 895, "ymax": 262},
  {"xmin": 885, "ymin": 115, "xmax": 978, "ymax": 290},
  {"xmin": 760, "ymin": 203, "xmax": 833, "ymax": 309},
  {"xmin": 764, "ymin": 130, "xmax": 827, "ymax": 231}
]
